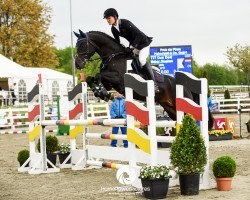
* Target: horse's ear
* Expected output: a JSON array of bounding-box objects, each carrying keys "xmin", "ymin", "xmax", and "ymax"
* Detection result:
[
  {"xmin": 79, "ymin": 29, "xmax": 86, "ymax": 38},
  {"xmin": 74, "ymin": 31, "xmax": 80, "ymax": 38}
]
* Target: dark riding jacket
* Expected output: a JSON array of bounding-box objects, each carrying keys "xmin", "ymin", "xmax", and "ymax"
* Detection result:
[{"xmin": 111, "ymin": 19, "xmax": 152, "ymax": 50}]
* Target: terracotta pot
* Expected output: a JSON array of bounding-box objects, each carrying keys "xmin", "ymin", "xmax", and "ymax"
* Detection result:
[{"xmin": 216, "ymin": 177, "xmax": 232, "ymax": 191}]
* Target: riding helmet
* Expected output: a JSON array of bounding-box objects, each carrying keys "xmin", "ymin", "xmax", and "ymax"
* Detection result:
[{"xmin": 103, "ymin": 8, "xmax": 118, "ymax": 19}]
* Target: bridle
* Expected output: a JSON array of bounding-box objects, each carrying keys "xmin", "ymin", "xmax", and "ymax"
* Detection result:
[{"xmin": 76, "ymin": 33, "xmax": 130, "ymax": 67}]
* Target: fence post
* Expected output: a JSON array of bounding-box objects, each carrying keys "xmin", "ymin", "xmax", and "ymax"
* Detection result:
[{"xmin": 9, "ymin": 107, "xmax": 15, "ymax": 131}]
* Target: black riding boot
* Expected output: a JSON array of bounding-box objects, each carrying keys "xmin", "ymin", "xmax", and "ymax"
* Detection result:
[{"xmin": 142, "ymin": 63, "xmax": 160, "ymax": 93}]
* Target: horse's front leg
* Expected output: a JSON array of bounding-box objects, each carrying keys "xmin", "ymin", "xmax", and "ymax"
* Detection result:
[
  {"xmin": 86, "ymin": 76, "xmax": 102, "ymax": 98},
  {"xmin": 94, "ymin": 73, "xmax": 111, "ymax": 101},
  {"xmin": 100, "ymin": 71, "xmax": 125, "ymax": 96}
]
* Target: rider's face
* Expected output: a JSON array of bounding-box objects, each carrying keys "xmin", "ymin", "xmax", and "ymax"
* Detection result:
[{"xmin": 106, "ymin": 16, "xmax": 116, "ymax": 25}]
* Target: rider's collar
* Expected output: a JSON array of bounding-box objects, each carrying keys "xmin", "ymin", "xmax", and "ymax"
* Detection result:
[{"xmin": 113, "ymin": 18, "xmax": 120, "ymax": 26}]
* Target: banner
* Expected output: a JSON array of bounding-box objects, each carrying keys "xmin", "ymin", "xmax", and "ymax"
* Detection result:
[{"xmin": 150, "ymin": 45, "xmax": 192, "ymax": 77}]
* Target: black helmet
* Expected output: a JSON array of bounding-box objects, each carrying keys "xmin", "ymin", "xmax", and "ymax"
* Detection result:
[{"xmin": 103, "ymin": 8, "xmax": 118, "ymax": 19}]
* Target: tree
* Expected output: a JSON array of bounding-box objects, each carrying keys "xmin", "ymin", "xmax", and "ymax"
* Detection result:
[
  {"xmin": 82, "ymin": 53, "xmax": 101, "ymax": 78},
  {"xmin": 0, "ymin": 0, "xmax": 58, "ymax": 68},
  {"xmin": 204, "ymin": 64, "xmax": 234, "ymax": 85},
  {"xmin": 55, "ymin": 47, "xmax": 76, "ymax": 74},
  {"xmin": 55, "ymin": 47, "xmax": 101, "ymax": 83},
  {"xmin": 226, "ymin": 44, "xmax": 250, "ymax": 95}
]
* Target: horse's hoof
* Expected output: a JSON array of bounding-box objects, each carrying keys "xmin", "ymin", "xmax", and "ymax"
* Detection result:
[
  {"xmin": 103, "ymin": 97, "xmax": 109, "ymax": 102},
  {"xmin": 110, "ymin": 93, "xmax": 114, "ymax": 100}
]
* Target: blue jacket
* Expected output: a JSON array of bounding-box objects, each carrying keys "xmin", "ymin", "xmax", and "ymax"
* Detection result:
[
  {"xmin": 110, "ymin": 97, "xmax": 126, "ymax": 119},
  {"xmin": 208, "ymin": 96, "xmax": 213, "ymax": 112}
]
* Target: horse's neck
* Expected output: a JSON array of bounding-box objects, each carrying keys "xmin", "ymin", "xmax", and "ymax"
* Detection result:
[{"xmin": 89, "ymin": 33, "xmax": 123, "ymax": 56}]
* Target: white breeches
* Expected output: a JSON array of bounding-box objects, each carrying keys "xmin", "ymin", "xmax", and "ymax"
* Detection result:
[{"xmin": 133, "ymin": 46, "xmax": 150, "ymax": 66}]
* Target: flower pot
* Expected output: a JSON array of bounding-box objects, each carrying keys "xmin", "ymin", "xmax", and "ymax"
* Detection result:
[
  {"xmin": 47, "ymin": 153, "xmax": 57, "ymax": 168},
  {"xmin": 209, "ymin": 134, "xmax": 232, "ymax": 141},
  {"xmin": 58, "ymin": 152, "xmax": 71, "ymax": 164},
  {"xmin": 179, "ymin": 174, "xmax": 200, "ymax": 195},
  {"xmin": 216, "ymin": 177, "xmax": 232, "ymax": 191},
  {"xmin": 141, "ymin": 178, "xmax": 169, "ymax": 199}
]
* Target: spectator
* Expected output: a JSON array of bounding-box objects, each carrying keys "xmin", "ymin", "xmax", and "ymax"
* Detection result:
[
  {"xmin": 0, "ymin": 87, "xmax": 2, "ymax": 106},
  {"xmin": 10, "ymin": 83, "xmax": 17, "ymax": 105},
  {"xmin": 0, "ymin": 87, "xmax": 8, "ymax": 106},
  {"xmin": 110, "ymin": 92, "xmax": 128, "ymax": 148},
  {"xmin": 208, "ymin": 95, "xmax": 213, "ymax": 112}
]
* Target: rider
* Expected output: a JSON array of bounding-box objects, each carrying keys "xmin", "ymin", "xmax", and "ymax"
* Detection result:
[{"xmin": 103, "ymin": 8, "xmax": 159, "ymax": 92}]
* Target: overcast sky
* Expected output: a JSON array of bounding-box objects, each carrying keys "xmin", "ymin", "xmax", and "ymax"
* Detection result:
[{"xmin": 43, "ymin": 0, "xmax": 250, "ymax": 66}]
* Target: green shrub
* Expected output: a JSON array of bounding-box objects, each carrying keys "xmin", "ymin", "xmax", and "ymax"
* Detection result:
[
  {"xmin": 224, "ymin": 89, "xmax": 231, "ymax": 99},
  {"xmin": 213, "ymin": 156, "xmax": 236, "ymax": 178},
  {"xmin": 37, "ymin": 135, "xmax": 59, "ymax": 154},
  {"xmin": 208, "ymin": 88, "xmax": 211, "ymax": 97},
  {"xmin": 17, "ymin": 149, "xmax": 29, "ymax": 165},
  {"xmin": 170, "ymin": 114, "xmax": 207, "ymax": 174},
  {"xmin": 140, "ymin": 165, "xmax": 170, "ymax": 180}
]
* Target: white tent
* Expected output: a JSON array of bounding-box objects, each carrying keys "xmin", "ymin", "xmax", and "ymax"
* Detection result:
[
  {"xmin": 0, "ymin": 54, "xmax": 37, "ymax": 78},
  {"xmin": 29, "ymin": 67, "xmax": 73, "ymax": 80},
  {"xmin": 29, "ymin": 68, "xmax": 75, "ymax": 97},
  {"xmin": 0, "ymin": 54, "xmax": 75, "ymax": 105}
]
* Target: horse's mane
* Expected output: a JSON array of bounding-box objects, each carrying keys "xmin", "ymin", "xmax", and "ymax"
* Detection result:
[{"xmin": 88, "ymin": 31, "xmax": 122, "ymax": 46}]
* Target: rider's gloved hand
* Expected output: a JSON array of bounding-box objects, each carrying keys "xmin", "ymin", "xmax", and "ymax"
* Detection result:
[{"xmin": 132, "ymin": 48, "xmax": 139, "ymax": 55}]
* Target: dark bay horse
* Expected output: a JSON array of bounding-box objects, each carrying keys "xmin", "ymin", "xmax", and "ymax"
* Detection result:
[{"xmin": 74, "ymin": 30, "xmax": 213, "ymax": 129}]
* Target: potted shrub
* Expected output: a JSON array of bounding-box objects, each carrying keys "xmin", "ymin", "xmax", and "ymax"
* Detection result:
[
  {"xmin": 37, "ymin": 135, "xmax": 59, "ymax": 168},
  {"xmin": 17, "ymin": 149, "xmax": 29, "ymax": 167},
  {"xmin": 139, "ymin": 165, "xmax": 170, "ymax": 199},
  {"xmin": 170, "ymin": 114, "xmax": 207, "ymax": 195},
  {"xmin": 224, "ymin": 89, "xmax": 231, "ymax": 100},
  {"xmin": 58, "ymin": 143, "xmax": 71, "ymax": 164},
  {"xmin": 213, "ymin": 156, "xmax": 236, "ymax": 191}
]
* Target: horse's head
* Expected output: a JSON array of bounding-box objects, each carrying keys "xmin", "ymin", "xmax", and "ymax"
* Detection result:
[{"xmin": 74, "ymin": 30, "xmax": 96, "ymax": 69}]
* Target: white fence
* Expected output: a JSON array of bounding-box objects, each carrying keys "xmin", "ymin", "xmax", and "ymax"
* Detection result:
[
  {"xmin": 212, "ymin": 98, "xmax": 250, "ymax": 113},
  {"xmin": 209, "ymin": 85, "xmax": 249, "ymax": 100},
  {"xmin": 3, "ymin": 97, "xmax": 249, "ymax": 134},
  {"xmin": 0, "ymin": 104, "xmax": 111, "ymax": 134},
  {"xmin": 0, "ymin": 107, "xmax": 57, "ymax": 134}
]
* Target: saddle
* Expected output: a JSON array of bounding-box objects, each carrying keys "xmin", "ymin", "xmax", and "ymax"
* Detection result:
[{"xmin": 131, "ymin": 58, "xmax": 164, "ymax": 83}]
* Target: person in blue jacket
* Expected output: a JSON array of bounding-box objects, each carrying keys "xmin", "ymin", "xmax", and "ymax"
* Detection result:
[
  {"xmin": 110, "ymin": 92, "xmax": 128, "ymax": 148},
  {"xmin": 208, "ymin": 95, "xmax": 213, "ymax": 112}
]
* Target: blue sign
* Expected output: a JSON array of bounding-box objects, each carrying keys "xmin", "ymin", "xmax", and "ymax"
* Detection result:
[{"xmin": 150, "ymin": 45, "xmax": 192, "ymax": 77}]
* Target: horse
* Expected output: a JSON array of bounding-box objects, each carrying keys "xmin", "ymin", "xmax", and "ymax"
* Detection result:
[{"xmin": 74, "ymin": 30, "xmax": 214, "ymax": 130}]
